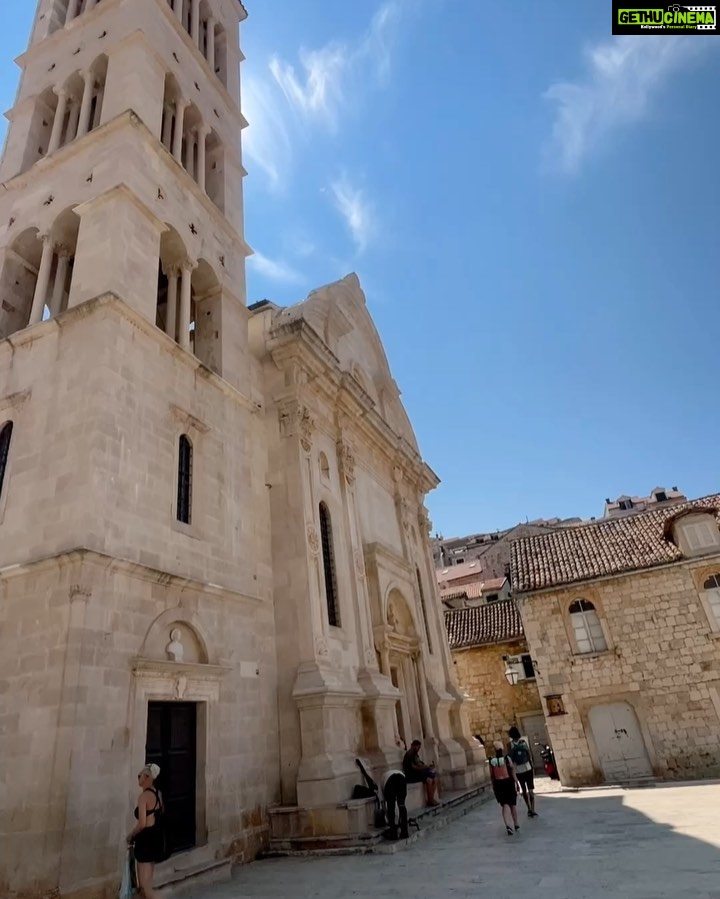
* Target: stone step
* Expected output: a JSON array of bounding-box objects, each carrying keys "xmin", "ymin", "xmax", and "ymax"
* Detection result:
[
  {"xmin": 156, "ymin": 858, "xmax": 233, "ymax": 896},
  {"xmin": 261, "ymin": 783, "xmax": 492, "ymax": 858}
]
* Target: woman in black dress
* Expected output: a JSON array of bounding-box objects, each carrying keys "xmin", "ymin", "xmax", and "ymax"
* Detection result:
[
  {"xmin": 126, "ymin": 763, "xmax": 165, "ymax": 898},
  {"xmin": 488, "ymin": 741, "xmax": 521, "ymax": 836}
]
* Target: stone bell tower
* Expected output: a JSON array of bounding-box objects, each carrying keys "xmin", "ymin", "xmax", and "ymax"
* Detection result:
[
  {"xmin": 0, "ymin": 0, "xmax": 251, "ymax": 382},
  {"xmin": 0, "ymin": 4, "xmax": 280, "ymax": 898}
]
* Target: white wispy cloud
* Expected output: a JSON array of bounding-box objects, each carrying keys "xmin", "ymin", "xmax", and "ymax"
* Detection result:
[
  {"xmin": 247, "ymin": 251, "xmax": 305, "ymax": 285},
  {"xmin": 242, "ymin": 75, "xmax": 293, "ymax": 190},
  {"xmin": 330, "ymin": 176, "xmax": 374, "ymax": 253},
  {"xmin": 270, "ymin": 1, "xmax": 403, "ymax": 126},
  {"xmin": 244, "ymin": 1, "xmax": 405, "ymax": 189},
  {"xmin": 543, "ymin": 36, "xmax": 715, "ymax": 174},
  {"xmin": 269, "ymin": 45, "xmax": 347, "ymax": 127}
]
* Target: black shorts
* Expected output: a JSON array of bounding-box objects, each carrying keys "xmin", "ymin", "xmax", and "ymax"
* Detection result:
[
  {"xmin": 405, "ymin": 768, "xmax": 436, "ymax": 784},
  {"xmin": 383, "ymin": 773, "xmax": 407, "ymax": 806},
  {"xmin": 133, "ymin": 825, "xmax": 165, "ymax": 863},
  {"xmin": 517, "ymin": 769, "xmax": 535, "ymax": 790},
  {"xmin": 492, "ymin": 778, "xmax": 517, "ymax": 807}
]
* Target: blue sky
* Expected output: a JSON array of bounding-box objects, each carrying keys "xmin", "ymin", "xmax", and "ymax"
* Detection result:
[{"xmin": 2, "ymin": 2, "xmax": 719, "ymax": 537}]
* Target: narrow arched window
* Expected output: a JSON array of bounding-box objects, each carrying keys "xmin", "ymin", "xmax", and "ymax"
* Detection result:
[
  {"xmin": 177, "ymin": 434, "xmax": 193, "ymax": 524},
  {"xmin": 416, "ymin": 566, "xmax": 433, "ymax": 653},
  {"xmin": 569, "ymin": 599, "xmax": 607, "ymax": 654},
  {"xmin": 319, "ymin": 502, "xmax": 340, "ymax": 627},
  {"xmin": 0, "ymin": 421, "xmax": 13, "ymax": 498}
]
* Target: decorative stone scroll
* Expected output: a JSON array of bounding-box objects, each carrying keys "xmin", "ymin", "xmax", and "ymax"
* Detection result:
[
  {"xmin": 418, "ymin": 506, "xmax": 432, "ymax": 536},
  {"xmin": 354, "ymin": 549, "xmax": 365, "ymax": 578},
  {"xmin": 307, "ymin": 523, "xmax": 320, "ymax": 555},
  {"xmin": 314, "ymin": 634, "xmax": 329, "ymax": 657},
  {"xmin": 337, "ymin": 441, "xmax": 356, "ymax": 484},
  {"xmin": 278, "ymin": 402, "xmax": 316, "ymax": 452}
]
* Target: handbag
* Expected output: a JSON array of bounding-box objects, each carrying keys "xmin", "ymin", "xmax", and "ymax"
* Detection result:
[{"xmin": 118, "ymin": 849, "xmax": 133, "ymax": 899}]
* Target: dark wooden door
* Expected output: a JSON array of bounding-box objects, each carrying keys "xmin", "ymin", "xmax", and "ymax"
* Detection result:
[{"xmin": 145, "ymin": 702, "xmax": 197, "ymax": 854}]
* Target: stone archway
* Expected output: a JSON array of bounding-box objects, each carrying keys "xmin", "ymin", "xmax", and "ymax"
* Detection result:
[{"xmin": 377, "ymin": 588, "xmax": 433, "ymax": 748}]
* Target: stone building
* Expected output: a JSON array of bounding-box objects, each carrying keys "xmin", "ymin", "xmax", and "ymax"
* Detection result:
[
  {"xmin": 0, "ymin": 3, "xmax": 483, "ymax": 898},
  {"xmin": 603, "ymin": 485, "xmax": 686, "ymax": 519},
  {"xmin": 444, "ymin": 601, "xmax": 548, "ymax": 761},
  {"xmin": 512, "ymin": 493, "xmax": 720, "ymax": 786}
]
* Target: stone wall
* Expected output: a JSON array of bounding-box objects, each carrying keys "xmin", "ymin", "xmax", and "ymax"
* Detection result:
[
  {"xmin": 0, "ymin": 552, "xmax": 279, "ymax": 899},
  {"xmin": 518, "ymin": 559, "xmax": 720, "ymax": 785},
  {"xmin": 452, "ymin": 639, "xmax": 542, "ymax": 744}
]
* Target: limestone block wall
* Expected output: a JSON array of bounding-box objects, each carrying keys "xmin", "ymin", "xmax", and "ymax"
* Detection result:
[
  {"xmin": 0, "ymin": 297, "xmax": 270, "ymax": 603},
  {"xmin": 519, "ymin": 560, "xmax": 720, "ymax": 785},
  {"xmin": 0, "ymin": 553, "xmax": 279, "ymax": 899},
  {"xmin": 452, "ymin": 639, "xmax": 543, "ymax": 744}
]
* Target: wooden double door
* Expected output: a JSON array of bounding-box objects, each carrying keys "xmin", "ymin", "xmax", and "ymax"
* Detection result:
[{"xmin": 145, "ymin": 702, "xmax": 197, "ymax": 854}]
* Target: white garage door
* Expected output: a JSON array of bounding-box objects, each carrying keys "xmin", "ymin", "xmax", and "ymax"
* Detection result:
[{"xmin": 588, "ymin": 702, "xmax": 652, "ymax": 781}]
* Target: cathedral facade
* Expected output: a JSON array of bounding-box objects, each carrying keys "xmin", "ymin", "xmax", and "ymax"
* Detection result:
[{"xmin": 0, "ymin": 2, "xmax": 484, "ymax": 897}]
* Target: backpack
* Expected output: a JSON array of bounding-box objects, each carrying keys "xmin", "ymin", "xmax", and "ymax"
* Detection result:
[
  {"xmin": 509, "ymin": 739, "xmax": 530, "ymax": 767},
  {"xmin": 489, "ymin": 756, "xmax": 510, "ymax": 780}
]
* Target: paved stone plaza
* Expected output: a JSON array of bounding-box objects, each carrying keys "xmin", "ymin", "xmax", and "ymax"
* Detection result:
[{"xmin": 185, "ymin": 782, "xmax": 720, "ymax": 899}]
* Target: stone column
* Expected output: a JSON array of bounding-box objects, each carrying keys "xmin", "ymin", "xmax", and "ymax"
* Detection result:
[
  {"xmin": 49, "ymin": 248, "xmax": 71, "ymax": 316},
  {"xmin": 184, "ymin": 129, "xmax": 196, "ymax": 179},
  {"xmin": 48, "ymin": 88, "xmax": 69, "ymax": 154},
  {"xmin": 196, "ymin": 124, "xmax": 209, "ymax": 191},
  {"xmin": 66, "ymin": 0, "xmax": 80, "ymax": 23},
  {"xmin": 76, "ymin": 69, "xmax": 95, "ymax": 139},
  {"xmin": 191, "ymin": 0, "xmax": 201, "ymax": 46},
  {"xmin": 29, "ymin": 236, "xmax": 55, "ymax": 325},
  {"xmin": 415, "ymin": 653, "xmax": 434, "ymax": 740},
  {"xmin": 173, "ymin": 0, "xmax": 183, "ymax": 19},
  {"xmin": 161, "ymin": 105, "xmax": 173, "ymax": 150},
  {"xmin": 66, "ymin": 99, "xmax": 81, "ymax": 144},
  {"xmin": 178, "ymin": 261, "xmax": 195, "ymax": 350},
  {"xmin": 172, "ymin": 98, "xmax": 189, "ymax": 163},
  {"xmin": 206, "ymin": 17, "xmax": 216, "ymax": 70},
  {"xmin": 165, "ymin": 265, "xmax": 179, "ymax": 340},
  {"xmin": 85, "ymin": 0, "xmax": 98, "ymax": 11}
]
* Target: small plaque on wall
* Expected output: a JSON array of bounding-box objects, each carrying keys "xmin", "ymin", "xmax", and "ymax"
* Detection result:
[{"xmin": 546, "ymin": 694, "xmax": 566, "ymax": 717}]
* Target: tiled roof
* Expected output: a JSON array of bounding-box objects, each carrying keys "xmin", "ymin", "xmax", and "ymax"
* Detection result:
[
  {"xmin": 444, "ymin": 600, "xmax": 524, "ymax": 650},
  {"xmin": 436, "ymin": 559, "xmax": 483, "ymax": 584},
  {"xmin": 483, "ymin": 577, "xmax": 507, "ymax": 592},
  {"xmin": 511, "ymin": 494, "xmax": 720, "ymax": 593},
  {"xmin": 440, "ymin": 582, "xmax": 485, "ymax": 600}
]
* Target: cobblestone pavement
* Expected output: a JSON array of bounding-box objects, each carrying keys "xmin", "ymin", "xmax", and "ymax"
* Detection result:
[{"xmin": 185, "ymin": 782, "xmax": 720, "ymax": 899}]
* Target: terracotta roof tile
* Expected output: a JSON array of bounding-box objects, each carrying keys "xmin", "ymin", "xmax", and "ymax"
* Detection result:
[
  {"xmin": 440, "ymin": 582, "xmax": 485, "ymax": 600},
  {"xmin": 444, "ymin": 600, "xmax": 524, "ymax": 650},
  {"xmin": 511, "ymin": 494, "xmax": 720, "ymax": 593}
]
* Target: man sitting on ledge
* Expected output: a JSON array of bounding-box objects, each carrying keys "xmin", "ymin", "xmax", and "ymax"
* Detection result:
[{"xmin": 402, "ymin": 739, "xmax": 440, "ymax": 807}]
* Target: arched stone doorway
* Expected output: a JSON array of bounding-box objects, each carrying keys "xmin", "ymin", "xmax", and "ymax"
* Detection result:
[{"xmin": 376, "ymin": 588, "xmax": 433, "ymax": 749}]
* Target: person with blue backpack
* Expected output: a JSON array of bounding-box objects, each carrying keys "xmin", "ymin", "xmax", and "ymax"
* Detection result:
[{"xmin": 508, "ymin": 726, "xmax": 538, "ymax": 818}]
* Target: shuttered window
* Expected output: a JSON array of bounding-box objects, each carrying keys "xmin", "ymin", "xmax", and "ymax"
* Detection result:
[{"xmin": 569, "ymin": 599, "xmax": 607, "ymax": 654}]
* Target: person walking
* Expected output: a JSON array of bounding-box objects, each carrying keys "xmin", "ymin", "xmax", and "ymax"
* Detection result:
[
  {"xmin": 489, "ymin": 740, "xmax": 520, "ymax": 836},
  {"xmin": 126, "ymin": 763, "xmax": 166, "ymax": 899},
  {"xmin": 382, "ymin": 768, "xmax": 409, "ymax": 840},
  {"xmin": 508, "ymin": 725, "xmax": 538, "ymax": 818}
]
